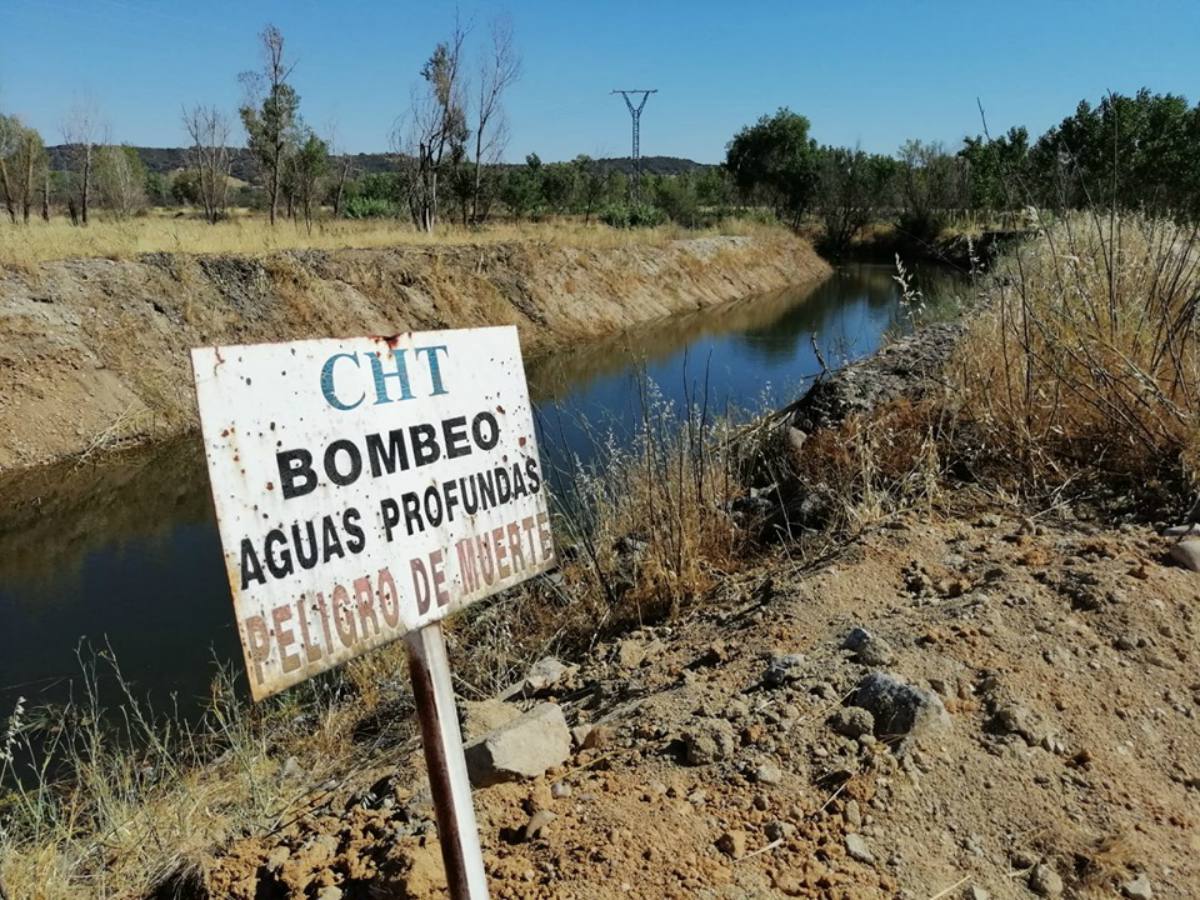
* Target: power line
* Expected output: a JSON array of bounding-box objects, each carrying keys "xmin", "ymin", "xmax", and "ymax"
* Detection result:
[{"xmin": 612, "ymin": 89, "xmax": 656, "ymax": 197}]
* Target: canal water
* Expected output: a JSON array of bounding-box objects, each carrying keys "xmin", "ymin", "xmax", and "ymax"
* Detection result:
[{"xmin": 0, "ymin": 263, "xmax": 960, "ymax": 720}]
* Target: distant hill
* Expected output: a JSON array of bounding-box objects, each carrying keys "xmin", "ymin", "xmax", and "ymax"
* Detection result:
[{"xmin": 45, "ymin": 146, "xmax": 711, "ymax": 183}]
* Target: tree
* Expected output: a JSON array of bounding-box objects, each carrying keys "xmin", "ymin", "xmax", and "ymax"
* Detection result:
[
  {"xmin": 471, "ymin": 15, "xmax": 520, "ymax": 223},
  {"xmin": 895, "ymin": 139, "xmax": 967, "ymax": 243},
  {"xmin": 0, "ymin": 114, "xmax": 23, "ymax": 223},
  {"xmin": 0, "ymin": 118, "xmax": 49, "ymax": 223},
  {"xmin": 240, "ymin": 24, "xmax": 300, "ymax": 226},
  {"xmin": 397, "ymin": 19, "xmax": 469, "ymax": 232},
  {"xmin": 183, "ymin": 104, "xmax": 232, "ymax": 224},
  {"xmin": 63, "ymin": 99, "xmax": 101, "ymax": 225},
  {"xmin": 958, "ymin": 126, "xmax": 1030, "ymax": 214},
  {"xmin": 289, "ymin": 129, "xmax": 328, "ymax": 231},
  {"xmin": 573, "ymin": 155, "xmax": 611, "ymax": 224},
  {"xmin": 724, "ymin": 108, "xmax": 818, "ymax": 227},
  {"xmin": 95, "ymin": 145, "xmax": 146, "ymax": 218},
  {"xmin": 814, "ymin": 146, "xmax": 896, "ymax": 256}
]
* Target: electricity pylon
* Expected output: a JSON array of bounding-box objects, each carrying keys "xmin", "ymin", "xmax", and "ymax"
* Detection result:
[{"xmin": 612, "ymin": 89, "xmax": 657, "ymax": 198}]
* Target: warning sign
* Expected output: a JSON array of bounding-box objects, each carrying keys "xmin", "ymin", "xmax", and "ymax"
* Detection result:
[{"xmin": 192, "ymin": 326, "xmax": 554, "ymax": 699}]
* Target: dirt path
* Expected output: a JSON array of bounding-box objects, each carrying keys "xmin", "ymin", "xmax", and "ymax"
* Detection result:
[{"xmin": 0, "ymin": 233, "xmax": 828, "ymax": 472}]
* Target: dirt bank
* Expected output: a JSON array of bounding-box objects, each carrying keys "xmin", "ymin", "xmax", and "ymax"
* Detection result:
[{"xmin": 0, "ymin": 232, "xmax": 828, "ymax": 472}]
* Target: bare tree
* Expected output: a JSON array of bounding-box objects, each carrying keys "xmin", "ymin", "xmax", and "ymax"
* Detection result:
[
  {"xmin": 240, "ymin": 25, "xmax": 300, "ymax": 226},
  {"xmin": 396, "ymin": 18, "xmax": 468, "ymax": 232},
  {"xmin": 63, "ymin": 99, "xmax": 101, "ymax": 225},
  {"xmin": 95, "ymin": 144, "xmax": 146, "ymax": 219},
  {"xmin": 183, "ymin": 104, "xmax": 232, "ymax": 223},
  {"xmin": 471, "ymin": 15, "xmax": 520, "ymax": 222},
  {"xmin": 324, "ymin": 122, "xmax": 355, "ymax": 218}
]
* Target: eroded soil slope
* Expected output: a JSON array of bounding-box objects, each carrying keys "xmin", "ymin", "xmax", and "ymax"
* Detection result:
[{"xmin": 0, "ymin": 234, "xmax": 828, "ymax": 471}]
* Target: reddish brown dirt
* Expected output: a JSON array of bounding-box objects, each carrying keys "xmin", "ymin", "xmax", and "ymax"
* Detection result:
[{"xmin": 198, "ymin": 505, "xmax": 1200, "ymax": 899}]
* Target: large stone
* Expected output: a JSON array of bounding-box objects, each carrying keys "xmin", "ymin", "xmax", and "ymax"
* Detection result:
[
  {"xmin": 501, "ymin": 656, "xmax": 577, "ymax": 699},
  {"xmin": 464, "ymin": 702, "xmax": 571, "ymax": 787},
  {"xmin": 1169, "ymin": 539, "xmax": 1200, "ymax": 572},
  {"xmin": 1028, "ymin": 863, "xmax": 1064, "ymax": 897},
  {"xmin": 1122, "ymin": 874, "xmax": 1153, "ymax": 900},
  {"xmin": 459, "ymin": 698, "xmax": 522, "ymax": 742},
  {"xmin": 851, "ymin": 672, "xmax": 949, "ymax": 745}
]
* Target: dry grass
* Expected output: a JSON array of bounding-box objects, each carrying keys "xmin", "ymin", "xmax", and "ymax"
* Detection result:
[
  {"xmin": 953, "ymin": 212, "xmax": 1200, "ymax": 500},
  {"xmin": 0, "ymin": 211, "xmax": 771, "ymax": 269}
]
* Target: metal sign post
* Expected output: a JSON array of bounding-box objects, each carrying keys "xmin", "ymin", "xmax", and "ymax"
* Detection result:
[
  {"xmin": 190, "ymin": 326, "xmax": 554, "ymax": 900},
  {"xmin": 406, "ymin": 622, "xmax": 489, "ymax": 899}
]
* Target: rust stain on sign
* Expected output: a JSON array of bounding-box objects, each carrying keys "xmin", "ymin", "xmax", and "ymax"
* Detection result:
[{"xmin": 191, "ymin": 326, "xmax": 555, "ymax": 700}]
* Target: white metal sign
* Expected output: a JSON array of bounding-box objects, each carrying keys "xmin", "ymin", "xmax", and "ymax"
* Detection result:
[{"xmin": 192, "ymin": 326, "xmax": 555, "ymax": 700}]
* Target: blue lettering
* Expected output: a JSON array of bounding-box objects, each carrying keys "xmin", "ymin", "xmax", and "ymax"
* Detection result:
[
  {"xmin": 321, "ymin": 353, "xmax": 364, "ymax": 411},
  {"xmin": 368, "ymin": 350, "xmax": 415, "ymax": 405},
  {"xmin": 415, "ymin": 345, "xmax": 450, "ymax": 396}
]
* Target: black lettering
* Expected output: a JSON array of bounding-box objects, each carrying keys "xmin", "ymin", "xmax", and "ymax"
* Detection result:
[
  {"xmin": 322, "ymin": 517, "xmax": 345, "ymax": 561},
  {"xmin": 510, "ymin": 461, "xmax": 527, "ymax": 498},
  {"xmin": 381, "ymin": 498, "xmax": 402, "ymax": 541},
  {"xmin": 461, "ymin": 474, "xmax": 479, "ymax": 514},
  {"xmin": 277, "ymin": 448, "xmax": 317, "ymax": 499},
  {"xmin": 423, "ymin": 485, "xmax": 444, "ymax": 527},
  {"xmin": 401, "ymin": 492, "xmax": 424, "ymax": 535},
  {"xmin": 525, "ymin": 457, "xmax": 541, "ymax": 493},
  {"xmin": 442, "ymin": 416, "xmax": 470, "ymax": 458},
  {"xmin": 478, "ymin": 468, "xmax": 496, "ymax": 508},
  {"xmin": 240, "ymin": 538, "xmax": 266, "ymax": 588},
  {"xmin": 324, "ymin": 439, "xmax": 362, "ymax": 487},
  {"xmin": 291, "ymin": 520, "xmax": 319, "ymax": 569},
  {"xmin": 366, "ymin": 429, "xmax": 409, "ymax": 476},
  {"xmin": 343, "ymin": 507, "xmax": 365, "ymax": 553},
  {"xmin": 265, "ymin": 528, "xmax": 293, "ymax": 579},
  {"xmin": 472, "ymin": 411, "xmax": 500, "ymax": 450},
  {"xmin": 495, "ymin": 466, "xmax": 512, "ymax": 504},
  {"xmin": 410, "ymin": 423, "xmax": 441, "ymax": 466}
]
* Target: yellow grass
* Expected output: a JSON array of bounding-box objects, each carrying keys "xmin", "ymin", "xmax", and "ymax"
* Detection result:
[
  {"xmin": 0, "ymin": 210, "xmax": 770, "ymax": 269},
  {"xmin": 954, "ymin": 211, "xmax": 1200, "ymax": 489}
]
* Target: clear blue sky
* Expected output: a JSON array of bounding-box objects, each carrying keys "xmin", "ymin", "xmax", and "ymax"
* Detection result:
[{"xmin": 2, "ymin": 0, "xmax": 1197, "ymax": 163}]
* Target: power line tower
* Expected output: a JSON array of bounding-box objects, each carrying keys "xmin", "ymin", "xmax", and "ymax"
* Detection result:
[{"xmin": 612, "ymin": 89, "xmax": 657, "ymax": 197}]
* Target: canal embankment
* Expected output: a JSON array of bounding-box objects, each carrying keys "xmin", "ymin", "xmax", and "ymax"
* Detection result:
[{"xmin": 0, "ymin": 231, "xmax": 830, "ymax": 472}]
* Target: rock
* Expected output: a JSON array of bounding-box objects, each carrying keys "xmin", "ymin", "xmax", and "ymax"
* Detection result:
[
  {"xmin": 843, "ymin": 799, "xmax": 862, "ymax": 829},
  {"xmin": 616, "ymin": 639, "xmax": 646, "ymax": 668},
  {"xmin": 550, "ymin": 781, "xmax": 572, "ymax": 799},
  {"xmin": 513, "ymin": 656, "xmax": 574, "ymax": 696},
  {"xmin": 845, "ymin": 833, "xmax": 875, "ymax": 864},
  {"xmin": 1122, "ymin": 874, "xmax": 1153, "ymax": 899},
  {"xmin": 763, "ymin": 653, "xmax": 806, "ymax": 688},
  {"xmin": 1028, "ymin": 862, "xmax": 1064, "ymax": 897},
  {"xmin": 315, "ymin": 888, "xmax": 343, "ymax": 900},
  {"xmin": 843, "ymin": 627, "xmax": 896, "ymax": 665},
  {"xmin": 755, "ymin": 762, "xmax": 783, "ymax": 785},
  {"xmin": 464, "ymin": 702, "xmax": 571, "ymax": 787},
  {"xmin": 280, "ymin": 755, "xmax": 302, "ymax": 780},
  {"xmin": 523, "ymin": 809, "xmax": 557, "ymax": 841},
  {"xmin": 716, "ymin": 830, "xmax": 747, "ymax": 859},
  {"xmin": 459, "ymin": 698, "xmax": 522, "ymax": 742},
  {"xmin": 851, "ymin": 672, "xmax": 950, "ymax": 745},
  {"xmin": 682, "ymin": 718, "xmax": 736, "ymax": 765},
  {"xmin": 570, "ymin": 724, "xmax": 594, "ymax": 749},
  {"xmin": 831, "ymin": 706, "xmax": 876, "ymax": 739},
  {"xmin": 991, "ymin": 702, "xmax": 1042, "ymax": 744},
  {"xmin": 965, "ymin": 888, "xmax": 990, "ymax": 900},
  {"xmin": 1169, "ymin": 539, "xmax": 1200, "ymax": 572}
]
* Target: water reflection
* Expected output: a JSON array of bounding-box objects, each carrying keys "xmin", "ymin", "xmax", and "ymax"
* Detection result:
[{"xmin": 0, "ymin": 263, "xmax": 958, "ymax": 718}]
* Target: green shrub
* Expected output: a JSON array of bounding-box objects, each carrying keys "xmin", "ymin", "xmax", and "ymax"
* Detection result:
[
  {"xmin": 342, "ymin": 195, "xmax": 398, "ymax": 219},
  {"xmin": 599, "ymin": 202, "xmax": 666, "ymax": 229}
]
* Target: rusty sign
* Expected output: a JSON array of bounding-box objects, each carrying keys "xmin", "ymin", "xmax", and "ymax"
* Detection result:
[{"xmin": 191, "ymin": 326, "xmax": 555, "ymax": 700}]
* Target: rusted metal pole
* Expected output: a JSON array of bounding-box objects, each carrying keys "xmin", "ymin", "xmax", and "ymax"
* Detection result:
[{"xmin": 406, "ymin": 622, "xmax": 489, "ymax": 899}]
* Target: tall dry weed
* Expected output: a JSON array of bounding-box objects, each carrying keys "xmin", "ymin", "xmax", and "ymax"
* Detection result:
[{"xmin": 954, "ymin": 212, "xmax": 1200, "ymax": 501}]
